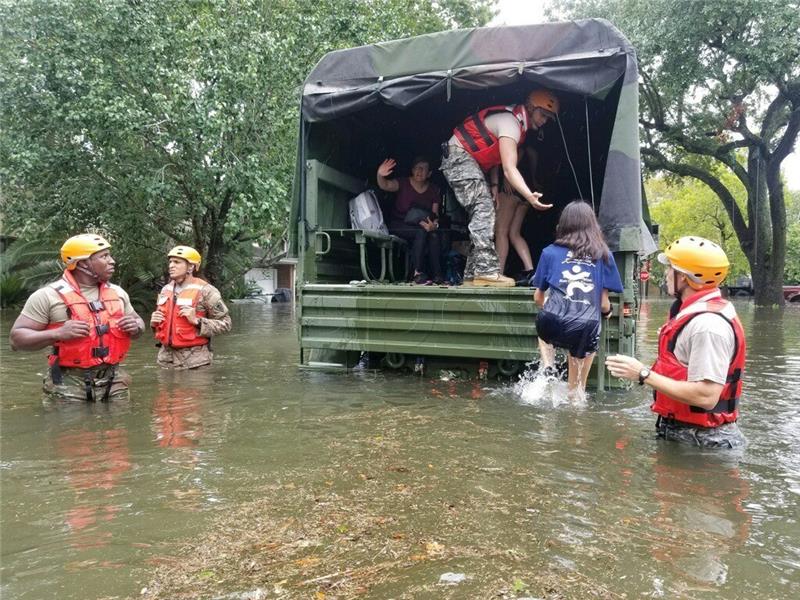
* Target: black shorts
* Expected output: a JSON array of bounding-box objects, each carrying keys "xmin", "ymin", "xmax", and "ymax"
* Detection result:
[{"xmin": 536, "ymin": 310, "xmax": 600, "ymax": 359}]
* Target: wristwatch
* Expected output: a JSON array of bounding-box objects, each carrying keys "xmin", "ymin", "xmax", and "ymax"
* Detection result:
[{"xmin": 638, "ymin": 367, "xmax": 651, "ymax": 386}]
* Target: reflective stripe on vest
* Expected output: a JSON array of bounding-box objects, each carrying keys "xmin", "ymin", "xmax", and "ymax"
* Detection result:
[
  {"xmin": 650, "ymin": 289, "xmax": 746, "ymax": 427},
  {"xmin": 153, "ymin": 278, "xmax": 210, "ymax": 349},
  {"xmin": 47, "ymin": 270, "xmax": 131, "ymax": 368},
  {"xmin": 453, "ymin": 105, "xmax": 528, "ymax": 172}
]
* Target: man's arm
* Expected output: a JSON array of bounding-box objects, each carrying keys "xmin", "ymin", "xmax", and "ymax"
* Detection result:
[
  {"xmin": 196, "ymin": 287, "xmax": 232, "ymax": 337},
  {"xmin": 117, "ymin": 311, "xmax": 145, "ymax": 339},
  {"xmin": 604, "ymin": 354, "xmax": 724, "ymax": 410},
  {"xmin": 499, "ymin": 137, "xmax": 552, "ymax": 211},
  {"xmin": 9, "ymin": 315, "xmax": 89, "ymax": 351}
]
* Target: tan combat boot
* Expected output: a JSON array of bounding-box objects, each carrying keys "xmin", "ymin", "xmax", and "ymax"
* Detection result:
[{"xmin": 469, "ymin": 273, "xmax": 515, "ymax": 287}]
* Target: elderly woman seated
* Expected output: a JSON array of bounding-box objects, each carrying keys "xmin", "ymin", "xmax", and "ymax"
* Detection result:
[{"xmin": 376, "ymin": 156, "xmax": 444, "ymax": 285}]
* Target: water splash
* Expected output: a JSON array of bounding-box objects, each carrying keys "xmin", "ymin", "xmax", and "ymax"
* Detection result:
[{"xmin": 515, "ymin": 366, "xmax": 580, "ymax": 407}]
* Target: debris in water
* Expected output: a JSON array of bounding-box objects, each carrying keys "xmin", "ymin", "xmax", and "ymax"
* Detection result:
[{"xmin": 438, "ymin": 572, "xmax": 466, "ymax": 584}]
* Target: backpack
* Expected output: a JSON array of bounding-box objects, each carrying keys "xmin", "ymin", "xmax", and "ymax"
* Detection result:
[{"xmin": 348, "ymin": 189, "xmax": 389, "ymax": 235}]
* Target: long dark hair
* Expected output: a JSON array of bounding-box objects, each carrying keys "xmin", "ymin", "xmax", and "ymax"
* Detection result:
[{"xmin": 554, "ymin": 200, "xmax": 610, "ymax": 262}]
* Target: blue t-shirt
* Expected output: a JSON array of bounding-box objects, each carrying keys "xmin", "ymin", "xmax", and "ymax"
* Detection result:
[{"xmin": 532, "ymin": 244, "xmax": 624, "ymax": 309}]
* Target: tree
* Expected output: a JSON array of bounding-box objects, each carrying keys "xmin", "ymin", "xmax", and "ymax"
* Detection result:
[
  {"xmin": 786, "ymin": 190, "xmax": 800, "ymax": 284},
  {"xmin": 0, "ymin": 0, "xmax": 496, "ymax": 288},
  {"xmin": 646, "ymin": 174, "xmax": 750, "ymax": 283},
  {"xmin": 552, "ymin": 0, "xmax": 800, "ymax": 304}
]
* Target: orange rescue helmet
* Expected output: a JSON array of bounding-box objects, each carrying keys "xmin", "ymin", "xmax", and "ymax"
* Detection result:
[
  {"xmin": 168, "ymin": 245, "xmax": 202, "ymax": 267},
  {"xmin": 60, "ymin": 234, "xmax": 111, "ymax": 270},
  {"xmin": 526, "ymin": 88, "xmax": 560, "ymax": 118},
  {"xmin": 657, "ymin": 236, "xmax": 730, "ymax": 290}
]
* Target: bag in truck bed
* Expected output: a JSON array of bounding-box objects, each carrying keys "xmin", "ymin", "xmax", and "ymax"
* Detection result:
[{"xmin": 349, "ymin": 189, "xmax": 389, "ymax": 235}]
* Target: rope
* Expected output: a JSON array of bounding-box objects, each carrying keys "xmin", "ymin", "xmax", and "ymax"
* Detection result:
[
  {"xmin": 585, "ymin": 97, "xmax": 595, "ymax": 210},
  {"xmin": 556, "ymin": 113, "xmax": 584, "ymax": 200}
]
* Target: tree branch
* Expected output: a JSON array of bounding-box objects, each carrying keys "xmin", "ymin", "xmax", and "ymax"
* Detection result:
[
  {"xmin": 641, "ymin": 147, "xmax": 750, "ymax": 246},
  {"xmin": 770, "ymin": 106, "xmax": 800, "ymax": 165}
]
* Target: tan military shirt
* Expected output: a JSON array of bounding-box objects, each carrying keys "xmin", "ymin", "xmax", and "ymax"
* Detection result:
[{"xmin": 21, "ymin": 281, "xmax": 135, "ymax": 324}]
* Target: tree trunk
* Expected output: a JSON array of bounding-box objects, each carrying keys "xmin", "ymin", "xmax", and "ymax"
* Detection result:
[{"xmin": 741, "ymin": 153, "xmax": 785, "ymax": 306}]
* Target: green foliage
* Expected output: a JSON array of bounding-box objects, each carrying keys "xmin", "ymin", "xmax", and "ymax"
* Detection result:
[
  {"xmin": 552, "ymin": 0, "xmax": 800, "ymax": 303},
  {"xmin": 786, "ymin": 191, "xmax": 800, "ymax": 284},
  {"xmin": 0, "ymin": 0, "xmax": 496, "ymax": 289},
  {"xmin": 647, "ymin": 175, "xmax": 749, "ymax": 282},
  {"xmin": 0, "ymin": 238, "xmax": 62, "ymax": 307}
]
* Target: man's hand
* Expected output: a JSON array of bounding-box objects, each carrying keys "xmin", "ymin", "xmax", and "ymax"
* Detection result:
[
  {"xmin": 178, "ymin": 305, "xmax": 199, "ymax": 325},
  {"xmin": 605, "ymin": 354, "xmax": 645, "ymax": 382},
  {"xmin": 526, "ymin": 192, "xmax": 553, "ymax": 211},
  {"xmin": 150, "ymin": 311, "xmax": 164, "ymax": 327},
  {"xmin": 377, "ymin": 158, "xmax": 396, "ymax": 178},
  {"xmin": 56, "ymin": 320, "xmax": 90, "ymax": 341},
  {"xmin": 117, "ymin": 315, "xmax": 142, "ymax": 335}
]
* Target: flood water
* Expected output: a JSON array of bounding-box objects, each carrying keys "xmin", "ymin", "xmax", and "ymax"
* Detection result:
[{"xmin": 1, "ymin": 299, "xmax": 799, "ymax": 599}]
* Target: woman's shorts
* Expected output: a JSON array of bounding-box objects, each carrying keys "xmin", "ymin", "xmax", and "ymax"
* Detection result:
[{"xmin": 536, "ymin": 310, "xmax": 600, "ymax": 359}]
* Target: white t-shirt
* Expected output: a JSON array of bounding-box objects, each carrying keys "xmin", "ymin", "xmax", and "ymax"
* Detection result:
[
  {"xmin": 450, "ymin": 111, "xmax": 524, "ymax": 147},
  {"xmin": 673, "ymin": 313, "xmax": 736, "ymax": 385}
]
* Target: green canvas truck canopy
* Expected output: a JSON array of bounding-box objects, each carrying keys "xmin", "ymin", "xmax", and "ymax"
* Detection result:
[{"xmin": 295, "ymin": 18, "xmax": 656, "ymax": 255}]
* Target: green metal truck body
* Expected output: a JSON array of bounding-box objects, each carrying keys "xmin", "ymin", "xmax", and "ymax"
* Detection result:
[{"xmin": 291, "ymin": 20, "xmax": 656, "ymax": 386}]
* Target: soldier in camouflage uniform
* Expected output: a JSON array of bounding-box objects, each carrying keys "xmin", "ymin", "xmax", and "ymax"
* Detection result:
[
  {"xmin": 150, "ymin": 246, "xmax": 231, "ymax": 369},
  {"xmin": 441, "ymin": 89, "xmax": 558, "ymax": 286},
  {"xmin": 9, "ymin": 234, "xmax": 144, "ymax": 401}
]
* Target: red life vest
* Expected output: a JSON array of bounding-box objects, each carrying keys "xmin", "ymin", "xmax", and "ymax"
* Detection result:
[
  {"xmin": 651, "ymin": 289, "xmax": 746, "ymax": 427},
  {"xmin": 47, "ymin": 270, "xmax": 131, "ymax": 368},
  {"xmin": 453, "ymin": 104, "xmax": 528, "ymax": 172},
  {"xmin": 153, "ymin": 278, "xmax": 209, "ymax": 349}
]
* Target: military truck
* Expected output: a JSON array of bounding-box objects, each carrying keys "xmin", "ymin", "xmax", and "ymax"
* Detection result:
[{"xmin": 290, "ymin": 19, "xmax": 656, "ymax": 387}]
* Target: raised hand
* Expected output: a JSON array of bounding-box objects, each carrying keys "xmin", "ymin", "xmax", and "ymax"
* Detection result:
[{"xmin": 377, "ymin": 158, "xmax": 396, "ymax": 178}]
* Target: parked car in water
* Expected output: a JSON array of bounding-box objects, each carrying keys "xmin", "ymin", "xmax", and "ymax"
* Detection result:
[{"xmin": 784, "ymin": 285, "xmax": 800, "ymax": 303}]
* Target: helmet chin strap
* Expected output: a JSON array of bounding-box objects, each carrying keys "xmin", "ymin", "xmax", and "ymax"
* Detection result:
[
  {"xmin": 673, "ymin": 270, "xmax": 682, "ymax": 300},
  {"xmin": 75, "ymin": 262, "xmax": 100, "ymax": 281}
]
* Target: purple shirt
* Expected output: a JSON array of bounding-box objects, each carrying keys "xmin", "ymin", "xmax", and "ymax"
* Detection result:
[{"xmin": 390, "ymin": 178, "xmax": 440, "ymax": 222}]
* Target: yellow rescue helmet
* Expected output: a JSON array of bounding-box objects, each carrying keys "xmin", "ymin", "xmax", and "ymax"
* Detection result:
[
  {"xmin": 657, "ymin": 236, "xmax": 730, "ymax": 290},
  {"xmin": 168, "ymin": 245, "xmax": 202, "ymax": 267},
  {"xmin": 60, "ymin": 234, "xmax": 111, "ymax": 270},
  {"xmin": 526, "ymin": 88, "xmax": 560, "ymax": 117}
]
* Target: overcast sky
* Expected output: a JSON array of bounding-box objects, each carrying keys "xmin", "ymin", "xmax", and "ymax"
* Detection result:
[{"xmin": 491, "ymin": 0, "xmax": 800, "ymax": 190}]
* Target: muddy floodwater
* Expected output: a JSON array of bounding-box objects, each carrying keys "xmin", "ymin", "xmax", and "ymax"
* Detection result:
[{"xmin": 1, "ymin": 300, "xmax": 799, "ymax": 599}]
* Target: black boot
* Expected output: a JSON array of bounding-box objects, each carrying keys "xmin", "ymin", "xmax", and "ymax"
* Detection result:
[{"xmin": 515, "ymin": 269, "xmax": 535, "ymax": 287}]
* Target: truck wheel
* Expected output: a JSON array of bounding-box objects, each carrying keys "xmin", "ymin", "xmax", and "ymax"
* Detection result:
[
  {"xmin": 385, "ymin": 353, "xmax": 406, "ymax": 369},
  {"xmin": 497, "ymin": 359, "xmax": 521, "ymax": 377}
]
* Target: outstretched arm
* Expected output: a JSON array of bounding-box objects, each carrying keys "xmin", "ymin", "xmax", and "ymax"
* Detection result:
[
  {"xmin": 499, "ymin": 138, "xmax": 552, "ymax": 211},
  {"xmin": 604, "ymin": 354, "xmax": 724, "ymax": 410}
]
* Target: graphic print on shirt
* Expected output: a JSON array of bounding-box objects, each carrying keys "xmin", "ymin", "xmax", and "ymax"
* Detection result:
[{"xmin": 560, "ymin": 252, "xmax": 595, "ymax": 305}]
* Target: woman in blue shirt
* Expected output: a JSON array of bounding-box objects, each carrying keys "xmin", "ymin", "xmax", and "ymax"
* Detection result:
[{"xmin": 531, "ymin": 201, "xmax": 623, "ymax": 400}]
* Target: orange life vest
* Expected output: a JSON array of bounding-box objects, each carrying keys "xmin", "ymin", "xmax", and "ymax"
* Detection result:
[
  {"xmin": 453, "ymin": 104, "xmax": 529, "ymax": 171},
  {"xmin": 651, "ymin": 289, "xmax": 746, "ymax": 427},
  {"xmin": 153, "ymin": 278, "xmax": 209, "ymax": 349},
  {"xmin": 47, "ymin": 270, "xmax": 131, "ymax": 368}
]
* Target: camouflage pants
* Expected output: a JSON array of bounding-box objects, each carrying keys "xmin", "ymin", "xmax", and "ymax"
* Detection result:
[
  {"xmin": 441, "ymin": 146, "xmax": 499, "ymax": 278},
  {"xmin": 44, "ymin": 365, "xmax": 131, "ymax": 402},
  {"xmin": 655, "ymin": 418, "xmax": 747, "ymax": 449},
  {"xmin": 157, "ymin": 344, "xmax": 213, "ymax": 370}
]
